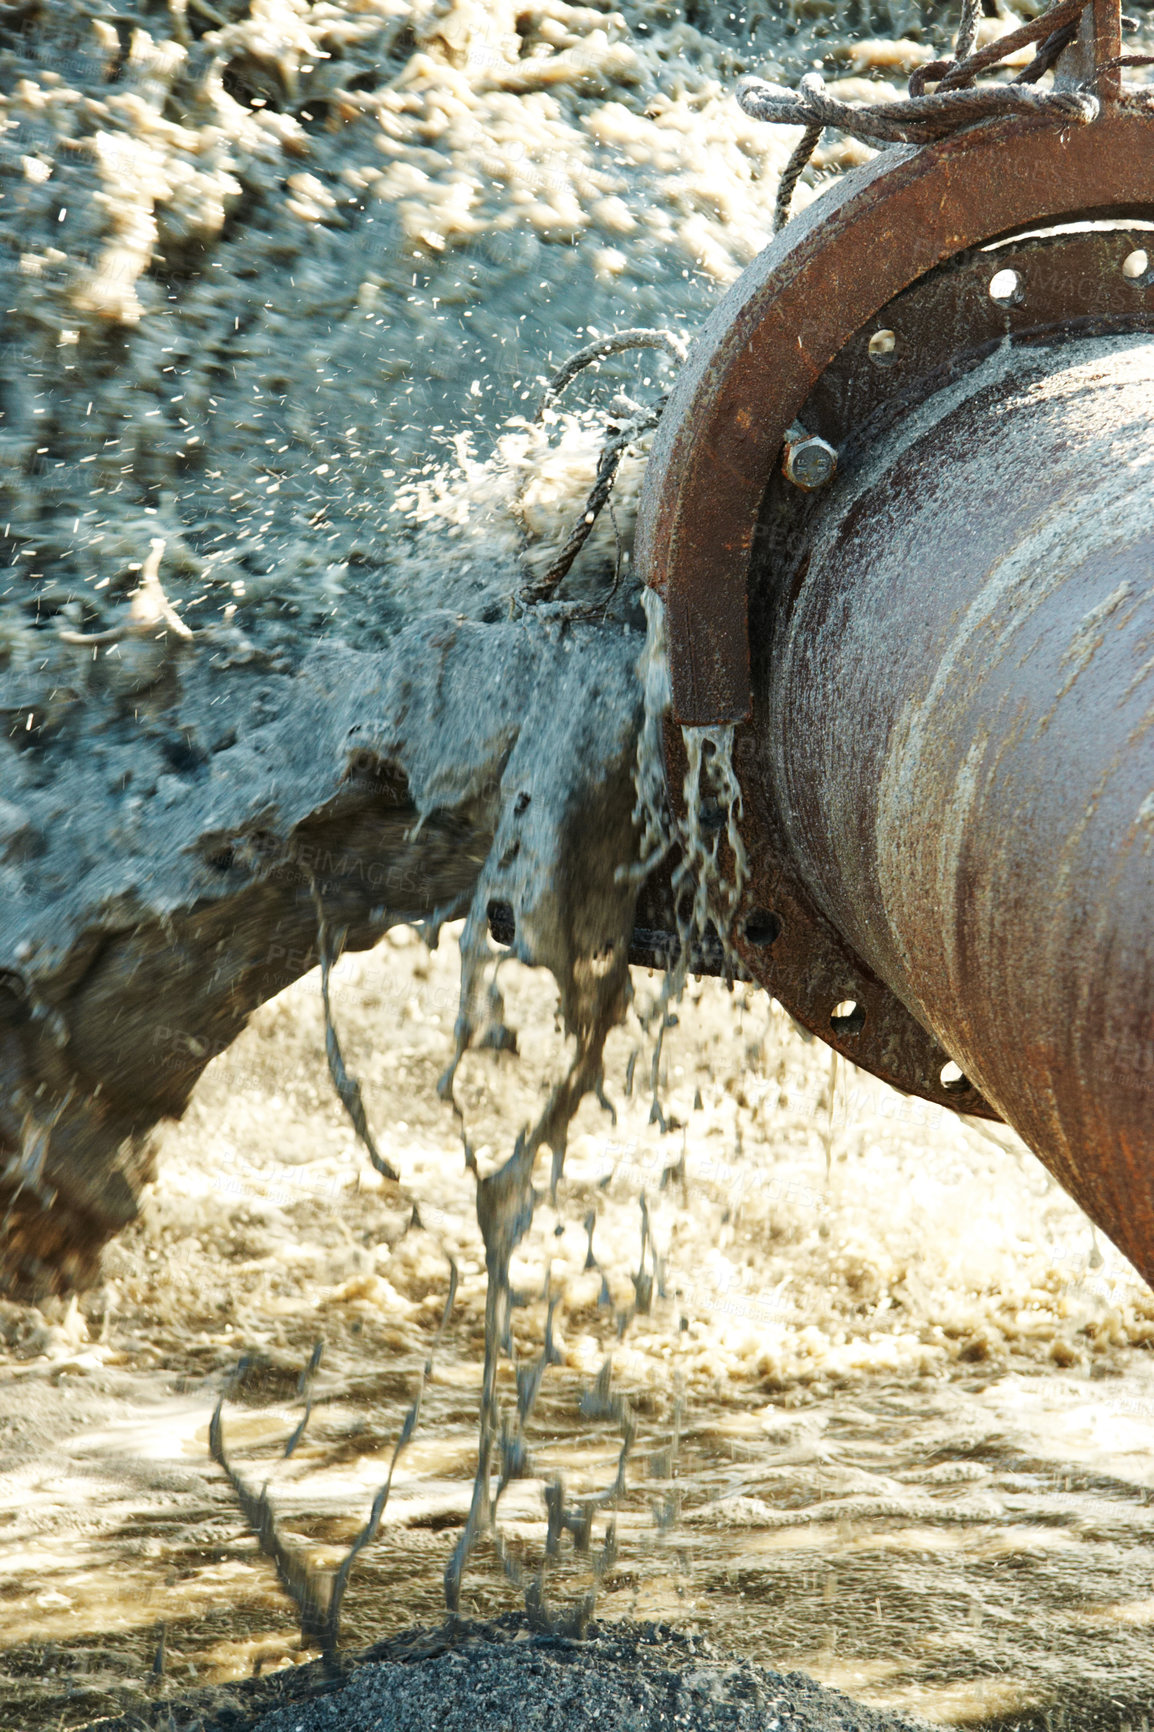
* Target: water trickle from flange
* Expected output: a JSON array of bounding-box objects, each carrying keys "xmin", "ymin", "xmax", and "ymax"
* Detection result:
[
  {"xmin": 436, "ymin": 592, "xmax": 737, "ymax": 1633},
  {"xmin": 431, "ymin": 608, "xmax": 652, "ymax": 1627},
  {"xmin": 627, "ymin": 589, "xmax": 749, "ymax": 1129}
]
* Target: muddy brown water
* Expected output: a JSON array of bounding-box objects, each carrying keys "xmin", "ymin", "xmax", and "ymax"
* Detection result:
[{"xmin": 3, "ymin": 937, "xmax": 1154, "ymax": 1732}]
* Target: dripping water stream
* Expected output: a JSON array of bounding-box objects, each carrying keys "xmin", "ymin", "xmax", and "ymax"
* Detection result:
[{"xmin": 5, "ymin": 600, "xmax": 1154, "ymax": 1725}]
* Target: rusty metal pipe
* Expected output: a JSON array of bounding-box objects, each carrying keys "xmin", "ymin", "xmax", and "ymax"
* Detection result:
[{"xmin": 763, "ymin": 333, "xmax": 1154, "ymax": 1282}]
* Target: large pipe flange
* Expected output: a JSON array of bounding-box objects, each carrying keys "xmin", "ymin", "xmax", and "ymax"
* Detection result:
[{"xmin": 638, "ymin": 100, "xmax": 1154, "ymax": 1244}]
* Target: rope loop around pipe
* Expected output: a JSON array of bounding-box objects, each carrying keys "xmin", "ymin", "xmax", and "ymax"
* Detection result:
[{"xmin": 739, "ymin": 0, "xmax": 1120, "ymax": 231}]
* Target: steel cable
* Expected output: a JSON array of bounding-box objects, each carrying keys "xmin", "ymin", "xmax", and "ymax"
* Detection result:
[{"xmin": 742, "ymin": 0, "xmax": 1104, "ymax": 230}]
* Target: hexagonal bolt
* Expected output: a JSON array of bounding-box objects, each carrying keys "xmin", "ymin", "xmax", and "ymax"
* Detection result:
[{"xmin": 782, "ymin": 427, "xmax": 838, "ymax": 490}]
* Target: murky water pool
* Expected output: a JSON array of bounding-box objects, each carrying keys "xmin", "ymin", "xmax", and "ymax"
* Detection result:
[{"xmin": 3, "ymin": 932, "xmax": 1154, "ymax": 1731}]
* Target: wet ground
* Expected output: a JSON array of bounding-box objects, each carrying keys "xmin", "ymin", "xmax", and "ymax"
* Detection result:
[
  {"xmin": 3, "ymin": 932, "xmax": 1154, "ymax": 1732},
  {"xmin": 87, "ymin": 1617, "xmax": 936, "ymax": 1732}
]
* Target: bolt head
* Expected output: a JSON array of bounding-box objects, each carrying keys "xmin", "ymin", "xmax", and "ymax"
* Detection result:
[{"xmin": 783, "ymin": 434, "xmax": 838, "ymax": 490}]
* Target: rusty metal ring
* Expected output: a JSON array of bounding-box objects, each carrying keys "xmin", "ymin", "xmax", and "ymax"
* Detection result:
[
  {"xmin": 638, "ymin": 109, "xmax": 1154, "ymax": 725},
  {"xmin": 637, "ymin": 110, "xmax": 1154, "ymax": 1114}
]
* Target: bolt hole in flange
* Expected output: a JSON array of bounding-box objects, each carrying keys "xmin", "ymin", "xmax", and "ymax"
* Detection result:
[
  {"xmin": 867, "ymin": 329, "xmax": 897, "ymax": 367},
  {"xmin": 830, "ymin": 998, "xmax": 866, "ymax": 1036},
  {"xmin": 988, "ymin": 267, "xmax": 1024, "ymax": 306},
  {"xmin": 1123, "ymin": 247, "xmax": 1154, "ymax": 285},
  {"xmin": 940, "ymin": 1059, "xmax": 968, "ymax": 1091},
  {"xmin": 744, "ymin": 909, "xmax": 781, "ymax": 947}
]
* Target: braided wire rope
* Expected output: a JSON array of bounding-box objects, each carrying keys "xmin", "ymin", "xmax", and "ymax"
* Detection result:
[
  {"xmin": 523, "ymin": 0, "xmax": 1148, "ymax": 608},
  {"xmin": 738, "ymin": 0, "xmax": 1139, "ymax": 232}
]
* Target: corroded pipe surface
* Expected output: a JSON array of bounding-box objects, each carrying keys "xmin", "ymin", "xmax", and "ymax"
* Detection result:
[{"xmin": 765, "ymin": 334, "xmax": 1154, "ymax": 1282}]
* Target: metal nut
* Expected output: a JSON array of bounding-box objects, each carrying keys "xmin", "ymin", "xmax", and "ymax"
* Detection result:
[{"xmin": 782, "ymin": 431, "xmax": 838, "ymax": 490}]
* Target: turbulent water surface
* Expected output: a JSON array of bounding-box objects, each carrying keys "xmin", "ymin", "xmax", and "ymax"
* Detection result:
[
  {"xmin": 4, "ymin": 0, "xmax": 1154, "ymax": 1729},
  {"xmin": 4, "ymin": 937, "xmax": 1154, "ymax": 1730}
]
